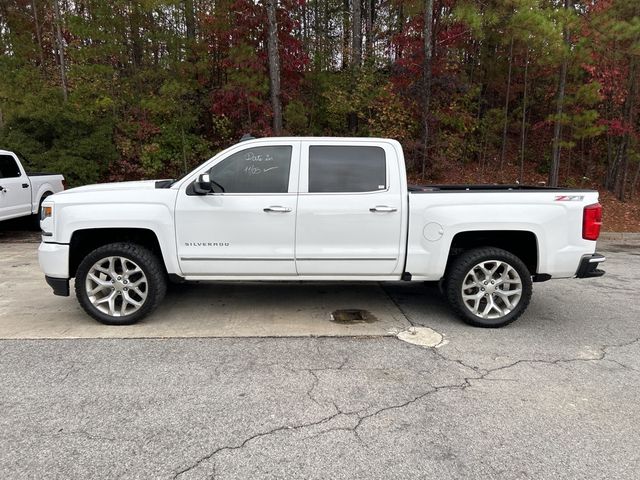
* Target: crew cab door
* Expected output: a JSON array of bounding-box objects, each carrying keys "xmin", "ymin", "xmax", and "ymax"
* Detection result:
[
  {"xmin": 295, "ymin": 141, "xmax": 404, "ymax": 276},
  {"xmin": 175, "ymin": 142, "xmax": 300, "ymax": 276},
  {"xmin": 0, "ymin": 153, "xmax": 31, "ymax": 221}
]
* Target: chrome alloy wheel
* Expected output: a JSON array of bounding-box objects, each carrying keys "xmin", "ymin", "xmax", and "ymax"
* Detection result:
[
  {"xmin": 85, "ymin": 256, "xmax": 148, "ymax": 317},
  {"xmin": 461, "ymin": 260, "xmax": 523, "ymax": 319}
]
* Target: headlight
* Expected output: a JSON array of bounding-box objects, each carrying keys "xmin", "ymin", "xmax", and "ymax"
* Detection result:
[{"xmin": 41, "ymin": 205, "xmax": 53, "ymax": 220}]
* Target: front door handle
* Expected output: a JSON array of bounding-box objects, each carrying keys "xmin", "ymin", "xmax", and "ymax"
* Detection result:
[
  {"xmin": 0, "ymin": 185, "xmax": 6, "ymax": 193},
  {"xmin": 370, "ymin": 206, "xmax": 397, "ymax": 213},
  {"xmin": 264, "ymin": 206, "xmax": 292, "ymax": 213}
]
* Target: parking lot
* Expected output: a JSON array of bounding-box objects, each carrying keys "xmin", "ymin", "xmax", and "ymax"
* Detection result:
[{"xmin": 1, "ymin": 226, "xmax": 639, "ymax": 479}]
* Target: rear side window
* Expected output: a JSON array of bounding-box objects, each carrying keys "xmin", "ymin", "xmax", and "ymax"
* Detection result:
[
  {"xmin": 208, "ymin": 146, "xmax": 292, "ymax": 193},
  {"xmin": 308, "ymin": 146, "xmax": 386, "ymax": 193},
  {"xmin": 0, "ymin": 155, "xmax": 21, "ymax": 178}
]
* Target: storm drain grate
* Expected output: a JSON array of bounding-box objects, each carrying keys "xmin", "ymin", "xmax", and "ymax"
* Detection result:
[{"xmin": 330, "ymin": 309, "xmax": 377, "ymax": 324}]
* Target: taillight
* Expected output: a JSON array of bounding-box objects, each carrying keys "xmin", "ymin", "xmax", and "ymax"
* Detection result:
[{"xmin": 583, "ymin": 203, "xmax": 602, "ymax": 241}]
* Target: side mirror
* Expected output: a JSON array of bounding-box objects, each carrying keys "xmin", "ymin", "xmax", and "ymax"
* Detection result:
[{"xmin": 193, "ymin": 173, "xmax": 212, "ymax": 195}]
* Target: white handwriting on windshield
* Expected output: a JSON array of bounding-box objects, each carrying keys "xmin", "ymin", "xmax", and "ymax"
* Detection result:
[{"xmin": 242, "ymin": 151, "xmax": 278, "ymax": 175}]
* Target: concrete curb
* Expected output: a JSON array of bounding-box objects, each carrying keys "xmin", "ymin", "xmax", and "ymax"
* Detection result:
[{"xmin": 599, "ymin": 232, "xmax": 640, "ymax": 243}]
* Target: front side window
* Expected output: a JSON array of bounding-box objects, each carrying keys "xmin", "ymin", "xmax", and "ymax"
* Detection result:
[
  {"xmin": 308, "ymin": 146, "xmax": 386, "ymax": 193},
  {"xmin": 0, "ymin": 155, "xmax": 21, "ymax": 179},
  {"xmin": 208, "ymin": 146, "xmax": 292, "ymax": 194}
]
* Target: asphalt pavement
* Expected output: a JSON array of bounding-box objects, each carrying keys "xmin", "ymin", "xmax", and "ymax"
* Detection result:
[{"xmin": 0, "ymin": 228, "xmax": 639, "ymax": 479}]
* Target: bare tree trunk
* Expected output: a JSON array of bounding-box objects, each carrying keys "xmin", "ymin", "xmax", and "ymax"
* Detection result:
[
  {"xmin": 148, "ymin": 10, "xmax": 160, "ymax": 66},
  {"xmin": 460, "ymin": 41, "xmax": 481, "ymax": 164},
  {"xmin": 184, "ymin": 0, "xmax": 196, "ymax": 40},
  {"xmin": 53, "ymin": 0, "xmax": 68, "ymax": 102},
  {"xmin": 396, "ymin": 3, "xmax": 404, "ymax": 60},
  {"xmin": 323, "ymin": 0, "xmax": 329, "ymax": 71},
  {"xmin": 302, "ymin": 0, "xmax": 308, "ymax": 56},
  {"xmin": 181, "ymin": 125, "xmax": 188, "ymax": 174},
  {"xmin": 549, "ymin": 0, "xmax": 570, "ymax": 187},
  {"xmin": 605, "ymin": 128, "xmax": 614, "ymax": 189},
  {"xmin": 480, "ymin": 125, "xmax": 489, "ymax": 178},
  {"xmin": 342, "ymin": 0, "xmax": 350, "ymax": 70},
  {"xmin": 347, "ymin": 0, "xmax": 362, "ymax": 133},
  {"xmin": 608, "ymin": 142, "xmax": 622, "ymax": 191},
  {"xmin": 421, "ymin": 0, "xmax": 434, "ymax": 178},
  {"xmin": 364, "ymin": 0, "xmax": 373, "ymax": 60},
  {"xmin": 312, "ymin": 0, "xmax": 319, "ymax": 69},
  {"xmin": 615, "ymin": 139, "xmax": 629, "ymax": 200},
  {"xmin": 615, "ymin": 52, "xmax": 638, "ymax": 201},
  {"xmin": 500, "ymin": 37, "xmax": 514, "ymax": 170},
  {"xmin": 602, "ymin": 96, "xmax": 615, "ymax": 188},
  {"xmin": 130, "ymin": 3, "xmax": 143, "ymax": 70},
  {"xmin": 519, "ymin": 48, "xmax": 529, "ymax": 184},
  {"xmin": 352, "ymin": 0, "xmax": 362, "ymax": 66},
  {"xmin": 580, "ymin": 137, "xmax": 585, "ymax": 175},
  {"xmin": 266, "ymin": 0, "xmax": 282, "ymax": 134},
  {"xmin": 31, "ymin": 0, "xmax": 45, "ymax": 67},
  {"xmin": 631, "ymin": 158, "xmax": 640, "ymax": 198}
]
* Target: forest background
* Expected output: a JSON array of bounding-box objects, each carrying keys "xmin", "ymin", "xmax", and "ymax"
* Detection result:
[{"xmin": 1, "ymin": 0, "xmax": 638, "ymax": 230}]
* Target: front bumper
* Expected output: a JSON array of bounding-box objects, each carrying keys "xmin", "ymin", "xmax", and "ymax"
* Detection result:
[
  {"xmin": 575, "ymin": 253, "xmax": 606, "ymax": 278},
  {"xmin": 38, "ymin": 242, "xmax": 70, "ymax": 295},
  {"xmin": 46, "ymin": 276, "xmax": 70, "ymax": 296}
]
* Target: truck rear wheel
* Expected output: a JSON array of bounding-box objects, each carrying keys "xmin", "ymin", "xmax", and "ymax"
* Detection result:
[
  {"xmin": 445, "ymin": 247, "xmax": 532, "ymax": 328},
  {"xmin": 75, "ymin": 243, "xmax": 167, "ymax": 325}
]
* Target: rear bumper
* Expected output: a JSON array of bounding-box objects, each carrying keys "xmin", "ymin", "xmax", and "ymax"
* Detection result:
[
  {"xmin": 575, "ymin": 253, "xmax": 606, "ymax": 278},
  {"xmin": 45, "ymin": 276, "xmax": 70, "ymax": 296}
]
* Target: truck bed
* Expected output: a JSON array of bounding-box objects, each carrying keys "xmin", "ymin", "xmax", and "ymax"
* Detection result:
[
  {"xmin": 408, "ymin": 184, "xmax": 593, "ymax": 193},
  {"xmin": 27, "ymin": 172, "xmax": 63, "ymax": 177}
]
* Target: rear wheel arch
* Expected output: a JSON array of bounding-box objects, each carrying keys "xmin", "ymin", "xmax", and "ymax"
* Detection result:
[
  {"xmin": 36, "ymin": 191, "xmax": 53, "ymax": 213},
  {"xmin": 32, "ymin": 191, "xmax": 54, "ymax": 227},
  {"xmin": 445, "ymin": 230, "xmax": 539, "ymax": 276},
  {"xmin": 39, "ymin": 190, "xmax": 54, "ymax": 202}
]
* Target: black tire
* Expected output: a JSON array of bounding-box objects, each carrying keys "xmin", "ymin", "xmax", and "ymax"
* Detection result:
[
  {"xmin": 75, "ymin": 242, "xmax": 167, "ymax": 325},
  {"xmin": 444, "ymin": 247, "xmax": 533, "ymax": 328}
]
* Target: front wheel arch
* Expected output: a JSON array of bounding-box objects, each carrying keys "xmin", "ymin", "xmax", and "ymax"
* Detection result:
[{"xmin": 69, "ymin": 228, "xmax": 165, "ymax": 278}]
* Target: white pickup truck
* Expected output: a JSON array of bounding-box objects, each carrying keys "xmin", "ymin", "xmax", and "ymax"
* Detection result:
[
  {"xmin": 38, "ymin": 137, "xmax": 605, "ymax": 327},
  {"xmin": 0, "ymin": 149, "xmax": 65, "ymax": 223}
]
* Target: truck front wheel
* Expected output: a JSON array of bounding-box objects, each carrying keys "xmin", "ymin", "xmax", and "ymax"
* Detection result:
[
  {"xmin": 445, "ymin": 247, "xmax": 533, "ymax": 328},
  {"xmin": 75, "ymin": 243, "xmax": 167, "ymax": 325}
]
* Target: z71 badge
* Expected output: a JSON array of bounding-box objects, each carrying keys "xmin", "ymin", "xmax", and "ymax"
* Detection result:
[{"xmin": 554, "ymin": 195, "xmax": 584, "ymax": 202}]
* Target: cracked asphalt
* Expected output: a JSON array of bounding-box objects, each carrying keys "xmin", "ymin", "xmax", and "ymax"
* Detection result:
[{"xmin": 1, "ymin": 241, "xmax": 639, "ymax": 479}]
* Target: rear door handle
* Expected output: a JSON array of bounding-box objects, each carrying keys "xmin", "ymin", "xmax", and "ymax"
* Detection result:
[
  {"xmin": 370, "ymin": 206, "xmax": 397, "ymax": 213},
  {"xmin": 264, "ymin": 206, "xmax": 292, "ymax": 213},
  {"xmin": 22, "ymin": 183, "xmax": 29, "ymax": 188}
]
